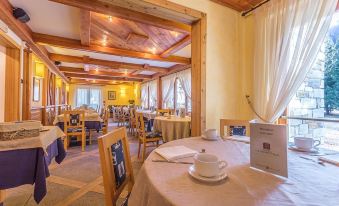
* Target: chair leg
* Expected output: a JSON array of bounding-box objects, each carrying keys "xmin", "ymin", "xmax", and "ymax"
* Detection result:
[
  {"xmin": 142, "ymin": 141, "xmax": 147, "ymax": 162},
  {"xmin": 64, "ymin": 136, "xmax": 68, "ymax": 151},
  {"xmin": 82, "ymin": 132, "xmax": 85, "ymax": 152},
  {"xmin": 137, "ymin": 139, "xmax": 141, "ymax": 158},
  {"xmin": 89, "ymin": 130, "xmax": 92, "ymax": 145}
]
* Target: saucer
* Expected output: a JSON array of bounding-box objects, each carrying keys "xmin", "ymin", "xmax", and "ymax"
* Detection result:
[
  {"xmin": 289, "ymin": 145, "xmax": 319, "ymax": 153},
  {"xmin": 201, "ymin": 135, "xmax": 220, "ymax": 141},
  {"xmin": 188, "ymin": 165, "xmax": 227, "ymax": 183}
]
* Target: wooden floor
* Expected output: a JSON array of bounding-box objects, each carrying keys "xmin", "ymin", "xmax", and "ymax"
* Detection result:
[{"xmin": 3, "ymin": 122, "xmax": 146, "ymax": 206}]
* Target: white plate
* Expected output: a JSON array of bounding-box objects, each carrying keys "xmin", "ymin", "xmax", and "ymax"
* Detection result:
[
  {"xmin": 201, "ymin": 135, "xmax": 220, "ymax": 141},
  {"xmin": 188, "ymin": 165, "xmax": 227, "ymax": 183},
  {"xmin": 289, "ymin": 145, "xmax": 319, "ymax": 153}
]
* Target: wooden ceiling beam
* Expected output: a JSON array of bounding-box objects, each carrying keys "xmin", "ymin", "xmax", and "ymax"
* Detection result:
[
  {"xmin": 160, "ymin": 35, "xmax": 191, "ymax": 58},
  {"xmin": 0, "ymin": 0, "xmax": 68, "ymax": 82},
  {"xmin": 144, "ymin": 63, "xmax": 191, "ymax": 83},
  {"xmin": 64, "ymin": 72, "xmax": 143, "ymax": 82},
  {"xmin": 33, "ymin": 32, "xmax": 190, "ymax": 64},
  {"xmin": 59, "ymin": 66, "xmax": 151, "ymax": 79},
  {"xmin": 70, "ymin": 79, "xmax": 132, "ymax": 86},
  {"xmin": 80, "ymin": 10, "xmax": 91, "ymax": 46},
  {"xmin": 49, "ymin": 0, "xmax": 191, "ymax": 34},
  {"xmin": 49, "ymin": 53, "xmax": 169, "ymax": 73}
]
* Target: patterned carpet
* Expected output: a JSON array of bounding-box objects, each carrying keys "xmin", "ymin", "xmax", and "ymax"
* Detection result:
[{"xmin": 3, "ymin": 122, "xmax": 148, "ymax": 206}]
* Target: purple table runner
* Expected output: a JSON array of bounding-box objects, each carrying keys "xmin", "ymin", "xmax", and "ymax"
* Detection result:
[
  {"xmin": 0, "ymin": 138, "xmax": 66, "ymax": 204},
  {"xmin": 56, "ymin": 121, "xmax": 102, "ymax": 131}
]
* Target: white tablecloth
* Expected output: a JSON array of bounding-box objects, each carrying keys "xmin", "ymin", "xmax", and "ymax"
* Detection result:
[
  {"xmin": 153, "ymin": 116, "xmax": 191, "ymax": 142},
  {"xmin": 136, "ymin": 110, "xmax": 157, "ymax": 120},
  {"xmin": 53, "ymin": 113, "xmax": 103, "ymax": 125},
  {"xmin": 0, "ymin": 126, "xmax": 65, "ymax": 152},
  {"xmin": 129, "ymin": 137, "xmax": 339, "ymax": 206}
]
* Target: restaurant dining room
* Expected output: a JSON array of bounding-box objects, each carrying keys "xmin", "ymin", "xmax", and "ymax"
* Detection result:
[{"xmin": 1, "ymin": 0, "xmax": 339, "ymax": 205}]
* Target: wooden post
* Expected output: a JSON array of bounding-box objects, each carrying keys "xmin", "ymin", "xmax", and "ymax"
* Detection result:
[
  {"xmin": 191, "ymin": 14, "xmax": 206, "ymax": 136},
  {"xmin": 22, "ymin": 50, "xmax": 32, "ymax": 120},
  {"xmin": 157, "ymin": 77, "xmax": 162, "ymax": 109}
]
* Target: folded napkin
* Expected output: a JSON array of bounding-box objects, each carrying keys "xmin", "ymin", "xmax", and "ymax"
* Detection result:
[
  {"xmin": 224, "ymin": 135, "xmax": 250, "ymax": 144},
  {"xmin": 155, "ymin": 146, "xmax": 197, "ymax": 161}
]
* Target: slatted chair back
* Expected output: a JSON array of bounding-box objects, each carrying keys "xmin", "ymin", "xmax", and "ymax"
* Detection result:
[
  {"xmin": 135, "ymin": 112, "xmax": 146, "ymax": 140},
  {"xmin": 220, "ymin": 119, "xmax": 250, "ymax": 137},
  {"xmin": 102, "ymin": 107, "xmax": 109, "ymax": 134},
  {"xmin": 63, "ymin": 110, "xmax": 85, "ymax": 132},
  {"xmin": 156, "ymin": 109, "xmax": 170, "ymax": 116},
  {"xmin": 98, "ymin": 127, "xmax": 134, "ymax": 206}
]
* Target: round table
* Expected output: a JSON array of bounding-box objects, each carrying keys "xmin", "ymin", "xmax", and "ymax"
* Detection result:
[
  {"xmin": 153, "ymin": 116, "xmax": 191, "ymax": 142},
  {"xmin": 129, "ymin": 137, "xmax": 339, "ymax": 206}
]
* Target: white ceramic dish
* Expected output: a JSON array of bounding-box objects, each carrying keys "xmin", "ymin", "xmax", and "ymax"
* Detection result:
[
  {"xmin": 188, "ymin": 165, "xmax": 227, "ymax": 183},
  {"xmin": 201, "ymin": 135, "xmax": 221, "ymax": 141},
  {"xmin": 289, "ymin": 145, "xmax": 319, "ymax": 153}
]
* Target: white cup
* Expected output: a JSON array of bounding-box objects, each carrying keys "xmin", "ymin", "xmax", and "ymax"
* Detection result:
[
  {"xmin": 294, "ymin": 137, "xmax": 320, "ymax": 150},
  {"xmin": 194, "ymin": 153, "xmax": 227, "ymax": 177},
  {"xmin": 203, "ymin": 129, "xmax": 218, "ymax": 139}
]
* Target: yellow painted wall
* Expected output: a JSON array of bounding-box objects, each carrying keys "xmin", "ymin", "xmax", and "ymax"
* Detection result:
[
  {"xmin": 69, "ymin": 83, "xmax": 141, "ymax": 107},
  {"xmin": 169, "ymin": 0, "xmax": 254, "ymax": 130}
]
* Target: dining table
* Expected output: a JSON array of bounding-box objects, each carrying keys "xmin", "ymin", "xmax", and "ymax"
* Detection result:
[
  {"xmin": 153, "ymin": 116, "xmax": 191, "ymax": 142},
  {"xmin": 0, "ymin": 126, "xmax": 66, "ymax": 205},
  {"xmin": 129, "ymin": 136, "xmax": 339, "ymax": 206},
  {"xmin": 53, "ymin": 112, "xmax": 103, "ymax": 131}
]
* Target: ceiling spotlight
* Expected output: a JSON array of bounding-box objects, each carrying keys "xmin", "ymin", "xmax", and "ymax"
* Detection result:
[
  {"xmin": 95, "ymin": 66, "xmax": 99, "ymax": 72},
  {"xmin": 149, "ymin": 47, "xmax": 156, "ymax": 54},
  {"xmin": 124, "ymin": 69, "xmax": 128, "ymax": 75},
  {"xmin": 93, "ymin": 80, "xmax": 96, "ymax": 83},
  {"xmin": 170, "ymin": 31, "xmax": 179, "ymax": 38},
  {"xmin": 108, "ymin": 16, "xmax": 113, "ymax": 22}
]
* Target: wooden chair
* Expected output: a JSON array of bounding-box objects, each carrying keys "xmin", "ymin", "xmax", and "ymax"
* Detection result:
[
  {"xmin": 98, "ymin": 127, "xmax": 134, "ymax": 206},
  {"xmin": 63, "ymin": 111, "xmax": 87, "ymax": 151},
  {"xmin": 136, "ymin": 112, "xmax": 162, "ymax": 162},
  {"xmin": 101, "ymin": 107, "xmax": 109, "ymax": 135},
  {"xmin": 156, "ymin": 109, "xmax": 170, "ymax": 116},
  {"xmin": 128, "ymin": 108, "xmax": 137, "ymax": 136},
  {"xmin": 220, "ymin": 119, "xmax": 250, "ymax": 137}
]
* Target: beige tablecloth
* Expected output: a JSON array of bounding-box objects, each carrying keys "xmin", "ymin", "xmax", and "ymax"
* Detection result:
[
  {"xmin": 0, "ymin": 126, "xmax": 65, "ymax": 152},
  {"xmin": 129, "ymin": 137, "xmax": 339, "ymax": 206},
  {"xmin": 136, "ymin": 110, "xmax": 157, "ymax": 120},
  {"xmin": 53, "ymin": 113, "xmax": 103, "ymax": 125},
  {"xmin": 153, "ymin": 116, "xmax": 191, "ymax": 142}
]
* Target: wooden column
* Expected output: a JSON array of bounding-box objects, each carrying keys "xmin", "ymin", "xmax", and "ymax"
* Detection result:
[
  {"xmin": 157, "ymin": 77, "xmax": 162, "ymax": 109},
  {"xmin": 5, "ymin": 48, "xmax": 20, "ymax": 121},
  {"xmin": 22, "ymin": 50, "xmax": 32, "ymax": 120},
  {"xmin": 191, "ymin": 14, "xmax": 206, "ymax": 136}
]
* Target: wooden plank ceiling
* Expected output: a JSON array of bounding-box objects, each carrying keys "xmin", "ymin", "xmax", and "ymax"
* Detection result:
[
  {"xmin": 210, "ymin": 0, "xmax": 264, "ymax": 12},
  {"xmin": 31, "ymin": 0, "xmax": 193, "ymax": 84}
]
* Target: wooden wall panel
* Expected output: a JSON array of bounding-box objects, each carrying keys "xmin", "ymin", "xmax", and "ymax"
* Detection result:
[
  {"xmin": 4, "ymin": 48, "xmax": 20, "ymax": 121},
  {"xmin": 30, "ymin": 107, "xmax": 43, "ymax": 121}
]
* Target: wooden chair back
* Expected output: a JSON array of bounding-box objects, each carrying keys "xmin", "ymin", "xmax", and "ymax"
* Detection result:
[
  {"xmin": 220, "ymin": 119, "xmax": 250, "ymax": 137},
  {"xmin": 102, "ymin": 107, "xmax": 109, "ymax": 134},
  {"xmin": 135, "ymin": 112, "xmax": 146, "ymax": 140},
  {"xmin": 156, "ymin": 109, "xmax": 170, "ymax": 116},
  {"xmin": 98, "ymin": 127, "xmax": 134, "ymax": 206},
  {"xmin": 63, "ymin": 110, "xmax": 85, "ymax": 134}
]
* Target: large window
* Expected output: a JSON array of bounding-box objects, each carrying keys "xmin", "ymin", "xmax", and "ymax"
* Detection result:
[
  {"xmin": 141, "ymin": 80, "xmax": 157, "ymax": 109},
  {"xmin": 75, "ymin": 86, "xmax": 102, "ymax": 109},
  {"xmin": 174, "ymin": 78, "xmax": 191, "ymax": 111}
]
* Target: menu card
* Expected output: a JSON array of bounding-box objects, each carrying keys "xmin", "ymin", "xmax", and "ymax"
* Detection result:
[{"xmin": 250, "ymin": 121, "xmax": 288, "ymax": 177}]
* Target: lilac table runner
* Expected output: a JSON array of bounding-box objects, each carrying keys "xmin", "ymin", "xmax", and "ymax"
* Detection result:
[{"xmin": 0, "ymin": 138, "xmax": 66, "ymax": 204}]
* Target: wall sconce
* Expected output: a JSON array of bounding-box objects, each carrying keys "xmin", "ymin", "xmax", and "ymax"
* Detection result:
[
  {"xmin": 34, "ymin": 62, "xmax": 45, "ymax": 78},
  {"xmin": 120, "ymin": 88, "xmax": 126, "ymax": 96}
]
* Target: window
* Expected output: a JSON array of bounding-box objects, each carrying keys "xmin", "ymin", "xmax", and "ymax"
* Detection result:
[
  {"xmin": 287, "ymin": 12, "xmax": 339, "ymax": 151},
  {"xmin": 174, "ymin": 78, "xmax": 190, "ymax": 111},
  {"xmin": 141, "ymin": 80, "xmax": 157, "ymax": 109},
  {"xmin": 75, "ymin": 86, "xmax": 102, "ymax": 109}
]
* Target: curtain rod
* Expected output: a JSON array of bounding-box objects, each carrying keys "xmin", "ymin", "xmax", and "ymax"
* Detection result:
[{"xmin": 241, "ymin": 0, "xmax": 271, "ymax": 17}]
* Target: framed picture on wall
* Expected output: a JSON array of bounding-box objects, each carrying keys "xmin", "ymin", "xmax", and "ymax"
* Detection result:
[
  {"xmin": 108, "ymin": 91, "xmax": 116, "ymax": 100},
  {"xmin": 33, "ymin": 77, "xmax": 41, "ymax": 102}
]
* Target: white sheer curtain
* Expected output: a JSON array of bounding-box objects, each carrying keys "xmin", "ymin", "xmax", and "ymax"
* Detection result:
[
  {"xmin": 74, "ymin": 85, "xmax": 103, "ymax": 109},
  {"xmin": 141, "ymin": 83, "xmax": 149, "ymax": 108},
  {"xmin": 177, "ymin": 69, "xmax": 191, "ymax": 100},
  {"xmin": 251, "ymin": 0, "xmax": 336, "ymax": 123},
  {"xmin": 149, "ymin": 80, "xmax": 158, "ymax": 108},
  {"xmin": 162, "ymin": 73, "xmax": 175, "ymax": 109}
]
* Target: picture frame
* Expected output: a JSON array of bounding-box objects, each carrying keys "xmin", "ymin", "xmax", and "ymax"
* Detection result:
[
  {"xmin": 108, "ymin": 91, "xmax": 116, "ymax": 100},
  {"xmin": 33, "ymin": 77, "xmax": 41, "ymax": 102}
]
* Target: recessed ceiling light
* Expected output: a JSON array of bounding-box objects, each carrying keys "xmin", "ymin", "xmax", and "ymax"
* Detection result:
[
  {"xmin": 124, "ymin": 69, "xmax": 128, "ymax": 75},
  {"xmin": 108, "ymin": 16, "xmax": 113, "ymax": 22},
  {"xmin": 149, "ymin": 47, "xmax": 156, "ymax": 54},
  {"xmin": 170, "ymin": 31, "xmax": 179, "ymax": 38}
]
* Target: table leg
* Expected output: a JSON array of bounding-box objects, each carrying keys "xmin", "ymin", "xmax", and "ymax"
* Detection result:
[{"xmin": 0, "ymin": 189, "xmax": 6, "ymax": 204}]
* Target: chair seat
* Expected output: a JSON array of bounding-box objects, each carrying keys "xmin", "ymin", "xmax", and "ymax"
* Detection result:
[
  {"xmin": 67, "ymin": 128, "xmax": 83, "ymax": 133},
  {"xmin": 146, "ymin": 132, "xmax": 162, "ymax": 138}
]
